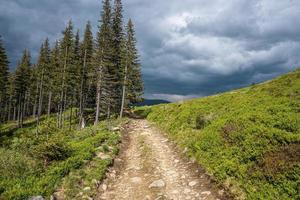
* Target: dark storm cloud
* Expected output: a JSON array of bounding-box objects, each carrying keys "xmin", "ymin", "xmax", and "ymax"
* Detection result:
[{"xmin": 1, "ymin": 0, "xmax": 300, "ymax": 101}]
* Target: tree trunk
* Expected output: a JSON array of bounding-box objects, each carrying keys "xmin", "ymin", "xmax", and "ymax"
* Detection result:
[
  {"xmin": 37, "ymin": 68, "xmax": 45, "ymax": 134},
  {"xmin": 23, "ymin": 92, "xmax": 27, "ymax": 119},
  {"xmin": 47, "ymin": 91, "xmax": 52, "ymax": 117},
  {"xmin": 7, "ymin": 95, "xmax": 12, "ymax": 121},
  {"xmin": 13, "ymin": 105, "xmax": 16, "ymax": 121},
  {"xmin": 33, "ymin": 99, "xmax": 37, "ymax": 118},
  {"xmin": 120, "ymin": 57, "xmax": 128, "ymax": 118},
  {"xmin": 26, "ymin": 91, "xmax": 30, "ymax": 116},
  {"xmin": 107, "ymin": 104, "xmax": 111, "ymax": 119},
  {"xmin": 95, "ymin": 49, "xmax": 103, "ymax": 125},
  {"xmin": 17, "ymin": 97, "xmax": 21, "ymax": 127},
  {"xmin": 62, "ymin": 91, "xmax": 67, "ymax": 127},
  {"xmin": 33, "ymin": 79, "xmax": 39, "ymax": 117},
  {"xmin": 79, "ymin": 49, "xmax": 87, "ymax": 129},
  {"xmin": 20, "ymin": 101, "xmax": 24, "ymax": 128},
  {"xmin": 95, "ymin": 82, "xmax": 101, "ymax": 125},
  {"xmin": 69, "ymin": 92, "xmax": 75, "ymax": 131},
  {"xmin": 0, "ymin": 99, "xmax": 3, "ymax": 123},
  {"xmin": 59, "ymin": 47, "xmax": 68, "ymax": 128}
]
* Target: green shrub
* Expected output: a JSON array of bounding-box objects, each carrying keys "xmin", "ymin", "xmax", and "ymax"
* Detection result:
[
  {"xmin": 30, "ymin": 138, "xmax": 72, "ymax": 166},
  {"xmin": 195, "ymin": 114, "xmax": 213, "ymax": 129}
]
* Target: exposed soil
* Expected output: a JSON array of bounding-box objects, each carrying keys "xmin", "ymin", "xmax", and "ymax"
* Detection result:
[{"xmin": 96, "ymin": 119, "xmax": 228, "ymax": 200}]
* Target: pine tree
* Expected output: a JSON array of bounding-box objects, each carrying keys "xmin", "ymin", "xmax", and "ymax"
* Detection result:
[
  {"xmin": 68, "ymin": 29, "xmax": 81, "ymax": 130},
  {"xmin": 79, "ymin": 21, "xmax": 94, "ymax": 128},
  {"xmin": 14, "ymin": 50, "xmax": 31, "ymax": 127},
  {"xmin": 112, "ymin": 0, "xmax": 124, "ymax": 113},
  {"xmin": 0, "ymin": 36, "xmax": 9, "ymax": 122},
  {"xmin": 36, "ymin": 39, "xmax": 51, "ymax": 133},
  {"xmin": 50, "ymin": 41, "xmax": 61, "ymax": 114},
  {"xmin": 42, "ymin": 38, "xmax": 53, "ymax": 117},
  {"xmin": 6, "ymin": 74, "xmax": 15, "ymax": 121},
  {"xmin": 30, "ymin": 64, "xmax": 39, "ymax": 118},
  {"xmin": 94, "ymin": 0, "xmax": 115, "ymax": 124},
  {"xmin": 58, "ymin": 20, "xmax": 74, "ymax": 128},
  {"xmin": 121, "ymin": 19, "xmax": 143, "ymax": 112}
]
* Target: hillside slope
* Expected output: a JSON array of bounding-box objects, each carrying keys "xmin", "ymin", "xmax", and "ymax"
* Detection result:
[
  {"xmin": 0, "ymin": 113, "xmax": 122, "ymax": 200},
  {"xmin": 136, "ymin": 69, "xmax": 300, "ymax": 200}
]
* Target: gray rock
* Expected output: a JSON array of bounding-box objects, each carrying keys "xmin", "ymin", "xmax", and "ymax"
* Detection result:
[
  {"xmin": 218, "ymin": 189, "xmax": 224, "ymax": 196},
  {"xmin": 28, "ymin": 196, "xmax": 44, "ymax": 200},
  {"xmin": 102, "ymin": 184, "xmax": 108, "ymax": 191},
  {"xmin": 184, "ymin": 188, "xmax": 191, "ymax": 194},
  {"xmin": 97, "ymin": 152, "xmax": 111, "ymax": 160},
  {"xmin": 149, "ymin": 179, "xmax": 166, "ymax": 188},
  {"xmin": 188, "ymin": 180, "xmax": 198, "ymax": 187},
  {"xmin": 112, "ymin": 127, "xmax": 120, "ymax": 131},
  {"xmin": 201, "ymin": 191, "xmax": 211, "ymax": 196},
  {"xmin": 83, "ymin": 187, "xmax": 91, "ymax": 192},
  {"xmin": 131, "ymin": 177, "xmax": 142, "ymax": 183}
]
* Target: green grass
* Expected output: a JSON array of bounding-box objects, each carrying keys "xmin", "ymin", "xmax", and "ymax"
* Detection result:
[
  {"xmin": 135, "ymin": 68, "xmax": 300, "ymax": 200},
  {"xmin": 0, "ymin": 113, "xmax": 123, "ymax": 200}
]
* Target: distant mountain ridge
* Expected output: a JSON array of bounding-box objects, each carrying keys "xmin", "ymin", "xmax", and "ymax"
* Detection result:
[{"xmin": 135, "ymin": 99, "xmax": 170, "ymax": 106}]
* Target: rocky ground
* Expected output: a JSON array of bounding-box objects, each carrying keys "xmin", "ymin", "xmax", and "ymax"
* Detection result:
[{"xmin": 96, "ymin": 119, "xmax": 227, "ymax": 200}]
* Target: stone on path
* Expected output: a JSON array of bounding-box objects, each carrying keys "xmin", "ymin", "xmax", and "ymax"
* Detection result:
[
  {"xmin": 188, "ymin": 180, "xmax": 198, "ymax": 187},
  {"xmin": 149, "ymin": 179, "xmax": 166, "ymax": 188},
  {"xmin": 201, "ymin": 191, "xmax": 211, "ymax": 196},
  {"xmin": 130, "ymin": 177, "xmax": 142, "ymax": 183},
  {"xmin": 28, "ymin": 196, "xmax": 44, "ymax": 200}
]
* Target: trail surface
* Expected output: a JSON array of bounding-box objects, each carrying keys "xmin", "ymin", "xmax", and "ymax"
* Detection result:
[{"xmin": 97, "ymin": 119, "xmax": 226, "ymax": 200}]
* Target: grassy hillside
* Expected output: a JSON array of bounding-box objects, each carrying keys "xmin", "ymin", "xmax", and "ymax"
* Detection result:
[
  {"xmin": 0, "ymin": 113, "xmax": 122, "ymax": 200},
  {"xmin": 136, "ymin": 69, "xmax": 300, "ymax": 200}
]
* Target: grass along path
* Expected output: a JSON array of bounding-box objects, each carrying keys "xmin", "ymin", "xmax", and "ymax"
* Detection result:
[
  {"xmin": 97, "ymin": 119, "xmax": 227, "ymax": 200},
  {"xmin": 0, "ymin": 114, "xmax": 123, "ymax": 200}
]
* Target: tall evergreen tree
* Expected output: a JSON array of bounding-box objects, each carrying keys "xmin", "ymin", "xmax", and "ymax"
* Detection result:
[
  {"xmin": 79, "ymin": 21, "xmax": 94, "ymax": 128},
  {"xmin": 14, "ymin": 50, "xmax": 31, "ymax": 127},
  {"xmin": 94, "ymin": 0, "xmax": 115, "ymax": 124},
  {"xmin": 36, "ymin": 39, "xmax": 51, "ymax": 132},
  {"xmin": 50, "ymin": 41, "xmax": 61, "ymax": 114},
  {"xmin": 112, "ymin": 0, "xmax": 124, "ymax": 112},
  {"xmin": 120, "ymin": 19, "xmax": 143, "ymax": 116},
  {"xmin": 68, "ymin": 29, "xmax": 81, "ymax": 129},
  {"xmin": 0, "ymin": 36, "xmax": 9, "ymax": 122},
  {"xmin": 30, "ymin": 64, "xmax": 39, "ymax": 118},
  {"xmin": 58, "ymin": 20, "xmax": 74, "ymax": 128},
  {"xmin": 6, "ymin": 73, "xmax": 15, "ymax": 121}
]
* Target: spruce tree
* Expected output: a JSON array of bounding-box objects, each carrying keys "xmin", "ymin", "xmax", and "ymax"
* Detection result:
[
  {"xmin": 50, "ymin": 41, "xmax": 61, "ymax": 114},
  {"xmin": 42, "ymin": 38, "xmax": 53, "ymax": 117},
  {"xmin": 125, "ymin": 19, "xmax": 143, "ymax": 105},
  {"xmin": 94, "ymin": 0, "xmax": 115, "ymax": 124},
  {"xmin": 30, "ymin": 64, "xmax": 39, "ymax": 118},
  {"xmin": 36, "ymin": 39, "xmax": 51, "ymax": 132},
  {"xmin": 14, "ymin": 50, "xmax": 31, "ymax": 127},
  {"xmin": 79, "ymin": 21, "xmax": 94, "ymax": 128},
  {"xmin": 0, "ymin": 36, "xmax": 9, "ymax": 122},
  {"xmin": 58, "ymin": 20, "xmax": 74, "ymax": 128},
  {"xmin": 69, "ymin": 29, "xmax": 81, "ymax": 129},
  {"xmin": 6, "ymin": 74, "xmax": 15, "ymax": 121},
  {"xmin": 112, "ymin": 0, "xmax": 124, "ymax": 112}
]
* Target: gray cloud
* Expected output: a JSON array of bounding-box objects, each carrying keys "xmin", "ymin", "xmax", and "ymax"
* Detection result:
[{"xmin": 0, "ymin": 0, "xmax": 300, "ymax": 101}]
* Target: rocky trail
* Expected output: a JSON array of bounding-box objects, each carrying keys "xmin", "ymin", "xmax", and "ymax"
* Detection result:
[{"xmin": 97, "ymin": 119, "xmax": 227, "ymax": 200}]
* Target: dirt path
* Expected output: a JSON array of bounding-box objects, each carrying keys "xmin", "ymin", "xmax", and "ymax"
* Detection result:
[{"xmin": 97, "ymin": 119, "xmax": 226, "ymax": 200}]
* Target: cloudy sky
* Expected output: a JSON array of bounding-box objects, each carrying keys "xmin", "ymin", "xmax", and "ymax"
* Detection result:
[{"xmin": 1, "ymin": 0, "xmax": 300, "ymax": 101}]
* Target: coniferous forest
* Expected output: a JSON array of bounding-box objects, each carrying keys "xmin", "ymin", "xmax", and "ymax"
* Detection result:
[{"xmin": 0, "ymin": 0, "xmax": 143, "ymax": 129}]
